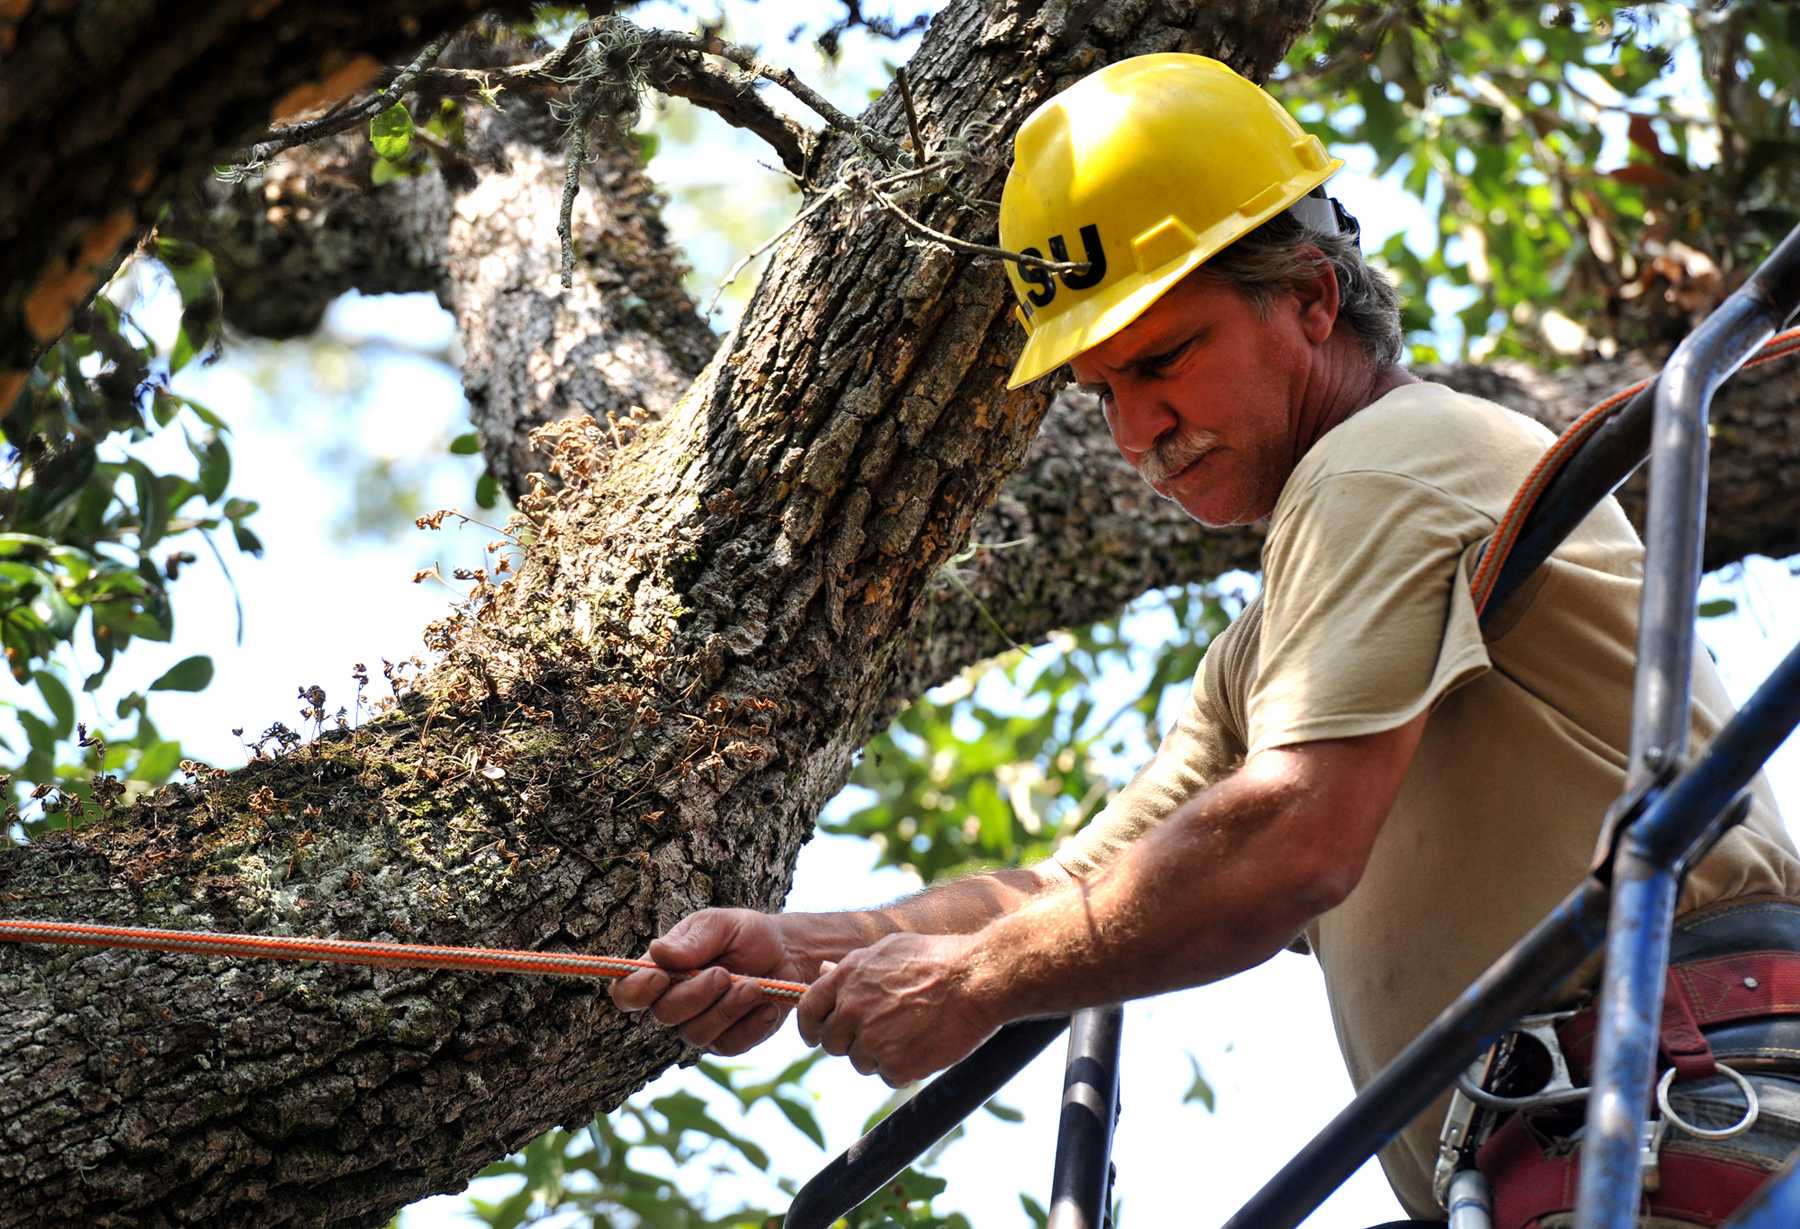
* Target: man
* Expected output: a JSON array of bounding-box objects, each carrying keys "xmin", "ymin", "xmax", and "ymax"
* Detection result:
[{"xmin": 613, "ymin": 54, "xmax": 1800, "ymax": 1222}]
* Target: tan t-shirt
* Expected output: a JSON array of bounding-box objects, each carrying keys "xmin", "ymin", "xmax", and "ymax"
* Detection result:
[{"xmin": 1052, "ymin": 381, "xmax": 1800, "ymax": 1217}]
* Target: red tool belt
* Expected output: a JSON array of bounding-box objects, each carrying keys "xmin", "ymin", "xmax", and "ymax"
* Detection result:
[{"xmin": 1476, "ymin": 950, "xmax": 1800, "ymax": 1229}]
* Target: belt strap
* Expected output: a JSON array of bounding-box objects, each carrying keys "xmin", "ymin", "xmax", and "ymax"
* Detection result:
[
  {"xmin": 1477, "ymin": 1113, "xmax": 1773, "ymax": 1229},
  {"xmin": 1556, "ymin": 950, "xmax": 1800, "ymax": 1081}
]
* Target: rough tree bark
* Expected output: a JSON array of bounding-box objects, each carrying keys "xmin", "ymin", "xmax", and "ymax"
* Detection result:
[{"xmin": 0, "ymin": 3, "xmax": 1349, "ymax": 1226}]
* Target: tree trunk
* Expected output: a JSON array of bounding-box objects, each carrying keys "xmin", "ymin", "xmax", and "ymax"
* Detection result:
[{"xmin": 0, "ymin": 3, "xmax": 1333, "ymax": 1226}]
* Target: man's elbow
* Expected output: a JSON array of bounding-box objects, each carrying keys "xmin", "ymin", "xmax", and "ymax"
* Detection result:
[
  {"xmin": 1276, "ymin": 808, "xmax": 1376, "ymax": 924},
  {"xmin": 1289, "ymin": 855, "xmax": 1363, "ymax": 921}
]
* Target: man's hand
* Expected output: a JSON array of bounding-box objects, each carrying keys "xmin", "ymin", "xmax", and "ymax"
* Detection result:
[
  {"xmin": 796, "ymin": 931, "xmax": 999, "ymax": 1088},
  {"xmin": 609, "ymin": 908, "xmax": 807, "ymax": 1056}
]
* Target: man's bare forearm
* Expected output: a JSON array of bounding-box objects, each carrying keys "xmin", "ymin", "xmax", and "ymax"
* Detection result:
[{"xmin": 777, "ymin": 865, "xmax": 1062, "ymax": 980}]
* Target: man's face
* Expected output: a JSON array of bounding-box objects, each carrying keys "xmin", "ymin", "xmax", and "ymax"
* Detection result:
[{"xmin": 1069, "ymin": 274, "xmax": 1308, "ymax": 527}]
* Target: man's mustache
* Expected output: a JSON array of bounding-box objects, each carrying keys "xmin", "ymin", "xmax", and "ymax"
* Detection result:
[{"xmin": 1137, "ymin": 430, "xmax": 1221, "ymax": 483}]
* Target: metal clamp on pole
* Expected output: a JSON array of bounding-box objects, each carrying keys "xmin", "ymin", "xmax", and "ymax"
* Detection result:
[{"xmin": 1047, "ymin": 1005, "xmax": 1123, "ymax": 1229}]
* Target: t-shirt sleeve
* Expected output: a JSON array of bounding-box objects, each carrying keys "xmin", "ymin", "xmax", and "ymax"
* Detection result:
[
  {"xmin": 1246, "ymin": 470, "xmax": 1492, "ymax": 756},
  {"xmin": 1052, "ymin": 661, "xmax": 1245, "ymax": 878}
]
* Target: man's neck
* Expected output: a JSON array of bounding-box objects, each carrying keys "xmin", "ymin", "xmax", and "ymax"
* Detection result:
[{"xmin": 1290, "ymin": 336, "xmax": 1418, "ymax": 463}]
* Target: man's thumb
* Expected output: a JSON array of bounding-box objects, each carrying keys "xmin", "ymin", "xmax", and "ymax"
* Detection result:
[{"xmin": 649, "ymin": 913, "xmax": 723, "ymax": 970}]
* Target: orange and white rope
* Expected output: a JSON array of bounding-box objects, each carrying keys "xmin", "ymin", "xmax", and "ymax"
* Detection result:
[{"xmin": 0, "ymin": 917, "xmax": 807, "ymax": 1002}]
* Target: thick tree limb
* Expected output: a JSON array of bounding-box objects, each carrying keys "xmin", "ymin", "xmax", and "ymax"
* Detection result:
[
  {"xmin": 171, "ymin": 86, "xmax": 716, "ymax": 495},
  {"xmin": 0, "ymin": 0, "xmax": 554, "ymax": 399}
]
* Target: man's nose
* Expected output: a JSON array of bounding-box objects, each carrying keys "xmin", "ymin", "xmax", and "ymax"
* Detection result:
[{"xmin": 1106, "ymin": 390, "xmax": 1177, "ymax": 455}]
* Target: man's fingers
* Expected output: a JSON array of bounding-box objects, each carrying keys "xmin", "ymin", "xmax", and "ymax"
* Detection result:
[
  {"xmin": 819, "ymin": 1006, "xmax": 859, "ymax": 1057},
  {"xmin": 649, "ymin": 911, "xmax": 733, "ymax": 971},
  {"xmin": 651, "ymin": 967, "xmax": 733, "ymax": 1027},
  {"xmin": 706, "ymin": 1003, "xmax": 785, "ymax": 1057},
  {"xmin": 679, "ymin": 977, "xmax": 769, "ymax": 1050},
  {"xmin": 848, "ymin": 1039, "xmax": 879, "ymax": 1078},
  {"xmin": 796, "ymin": 962, "xmax": 840, "ymax": 1047},
  {"xmin": 609, "ymin": 967, "xmax": 670, "ymax": 1012}
]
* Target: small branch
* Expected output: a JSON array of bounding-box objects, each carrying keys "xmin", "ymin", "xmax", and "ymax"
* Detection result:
[
  {"xmin": 239, "ymin": 37, "xmax": 450, "ymax": 170},
  {"xmin": 639, "ymin": 50, "xmax": 809, "ymax": 175},
  {"xmin": 630, "ymin": 27, "xmax": 906, "ymax": 167},
  {"xmin": 559, "ymin": 88, "xmax": 604, "ymax": 288},
  {"xmin": 706, "ymin": 186, "xmax": 847, "ymax": 314},
  {"xmin": 895, "ymin": 66, "xmax": 928, "ymax": 168},
  {"xmin": 866, "ymin": 178, "xmax": 1088, "ymax": 276}
]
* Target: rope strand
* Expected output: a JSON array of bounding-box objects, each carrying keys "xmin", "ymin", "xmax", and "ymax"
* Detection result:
[{"xmin": 0, "ymin": 918, "xmax": 807, "ymax": 1002}]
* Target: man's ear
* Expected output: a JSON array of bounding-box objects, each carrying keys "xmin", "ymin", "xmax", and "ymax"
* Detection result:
[{"xmin": 1292, "ymin": 250, "xmax": 1340, "ymax": 345}]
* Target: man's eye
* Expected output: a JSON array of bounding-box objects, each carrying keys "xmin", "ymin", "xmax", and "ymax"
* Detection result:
[{"xmin": 1143, "ymin": 340, "xmax": 1191, "ymax": 375}]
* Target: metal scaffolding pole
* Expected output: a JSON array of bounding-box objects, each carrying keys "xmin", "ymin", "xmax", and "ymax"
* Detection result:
[
  {"xmin": 1224, "ymin": 636, "xmax": 1800, "ymax": 1229},
  {"xmin": 1047, "ymin": 1006, "xmax": 1124, "ymax": 1229},
  {"xmin": 1574, "ymin": 222, "xmax": 1800, "ymax": 1229},
  {"xmin": 783, "ymin": 1017, "xmax": 1068, "ymax": 1229}
]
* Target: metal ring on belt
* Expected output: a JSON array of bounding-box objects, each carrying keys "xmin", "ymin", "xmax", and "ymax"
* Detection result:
[{"xmin": 1655, "ymin": 1061, "xmax": 1760, "ymax": 1141}]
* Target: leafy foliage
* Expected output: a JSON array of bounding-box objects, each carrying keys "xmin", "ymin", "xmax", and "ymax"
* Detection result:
[
  {"xmin": 1, "ymin": 244, "xmax": 260, "ymax": 838},
  {"xmin": 832, "ymin": 585, "xmax": 1236, "ymax": 886},
  {"xmin": 1278, "ymin": 1, "xmax": 1800, "ymax": 364}
]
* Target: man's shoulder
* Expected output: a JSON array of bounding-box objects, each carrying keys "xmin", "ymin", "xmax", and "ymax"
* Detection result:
[{"xmin": 1277, "ymin": 381, "xmax": 1557, "ymax": 520}]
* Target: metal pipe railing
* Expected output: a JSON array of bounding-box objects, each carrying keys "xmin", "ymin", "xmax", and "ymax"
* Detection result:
[
  {"xmin": 1574, "ymin": 221, "xmax": 1800, "ymax": 1229},
  {"xmin": 1047, "ymin": 1006, "xmax": 1123, "ymax": 1229},
  {"xmin": 783, "ymin": 1015, "xmax": 1068, "ymax": 1228}
]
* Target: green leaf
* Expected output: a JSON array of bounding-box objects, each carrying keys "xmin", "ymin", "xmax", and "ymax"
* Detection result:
[
  {"xmin": 132, "ymin": 738, "xmax": 182, "ymax": 784},
  {"xmin": 1697, "ymin": 598, "xmax": 1736, "ymax": 619},
  {"xmin": 193, "ymin": 435, "xmax": 231, "ymax": 501},
  {"xmin": 772, "ymin": 1095, "xmax": 825, "ymax": 1148},
  {"xmin": 35, "ymin": 671, "xmax": 75, "ymax": 738},
  {"xmin": 1183, "ymin": 1052, "xmax": 1215, "ymax": 1111},
  {"xmin": 982, "ymin": 1097, "xmax": 1023, "ymax": 1123},
  {"xmin": 29, "ymin": 583, "xmax": 77, "ymax": 639},
  {"xmin": 370, "ymin": 157, "xmax": 417, "ymax": 186},
  {"xmin": 18, "ymin": 710, "xmax": 57, "ymax": 757},
  {"xmin": 124, "ymin": 459, "xmax": 170, "ymax": 551},
  {"xmin": 370, "ymin": 101, "xmax": 415, "ymax": 161},
  {"xmin": 0, "ymin": 534, "xmax": 56, "ymax": 558},
  {"xmin": 149, "ymin": 654, "xmax": 213, "ymax": 692},
  {"xmin": 475, "ymin": 471, "xmax": 500, "ymax": 509},
  {"xmin": 650, "ymin": 1090, "xmax": 771, "ymax": 1170},
  {"xmin": 449, "ymin": 432, "xmax": 482, "ymax": 455},
  {"xmin": 636, "ymin": 130, "xmax": 660, "ymax": 161}
]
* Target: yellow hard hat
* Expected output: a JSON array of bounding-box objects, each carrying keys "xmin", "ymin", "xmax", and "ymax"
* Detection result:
[{"xmin": 1000, "ymin": 53, "xmax": 1343, "ymax": 389}]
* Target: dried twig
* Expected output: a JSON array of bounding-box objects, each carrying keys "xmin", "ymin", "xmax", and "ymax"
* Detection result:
[
  {"xmin": 895, "ymin": 66, "xmax": 928, "ymax": 169},
  {"xmin": 627, "ymin": 26, "xmax": 907, "ymax": 167},
  {"xmin": 867, "ymin": 179, "xmax": 1088, "ymax": 276},
  {"xmin": 559, "ymin": 87, "xmax": 605, "ymax": 287}
]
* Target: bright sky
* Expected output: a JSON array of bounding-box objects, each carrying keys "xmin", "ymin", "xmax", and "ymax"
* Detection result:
[{"xmin": 6, "ymin": 4, "xmax": 1797, "ymax": 1227}]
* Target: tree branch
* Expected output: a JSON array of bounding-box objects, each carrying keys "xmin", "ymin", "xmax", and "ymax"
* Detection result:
[{"xmin": 237, "ymin": 37, "xmax": 452, "ymax": 171}]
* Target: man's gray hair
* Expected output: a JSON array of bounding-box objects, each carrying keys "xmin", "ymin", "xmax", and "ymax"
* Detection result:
[{"xmin": 1196, "ymin": 203, "xmax": 1406, "ymax": 368}]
